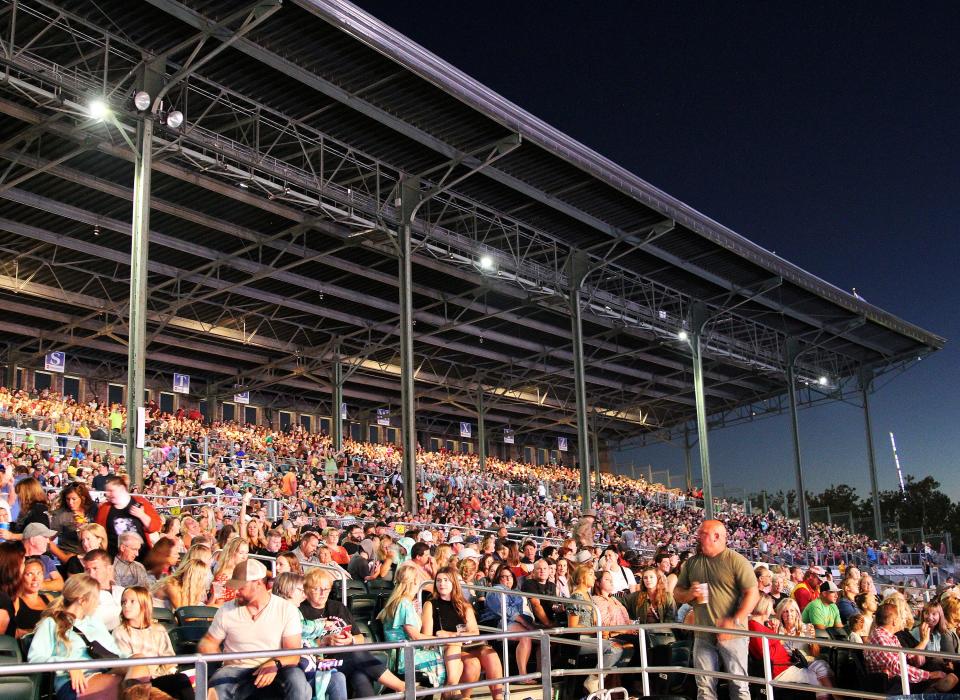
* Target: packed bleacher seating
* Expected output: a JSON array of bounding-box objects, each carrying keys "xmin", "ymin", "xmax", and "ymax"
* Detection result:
[{"xmin": 0, "ymin": 384, "xmax": 955, "ymax": 699}]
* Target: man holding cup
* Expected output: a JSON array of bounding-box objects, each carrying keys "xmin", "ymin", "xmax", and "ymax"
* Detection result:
[{"xmin": 675, "ymin": 520, "xmax": 759, "ymax": 700}]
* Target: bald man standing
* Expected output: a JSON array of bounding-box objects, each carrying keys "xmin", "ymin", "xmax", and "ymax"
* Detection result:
[{"xmin": 675, "ymin": 520, "xmax": 759, "ymax": 700}]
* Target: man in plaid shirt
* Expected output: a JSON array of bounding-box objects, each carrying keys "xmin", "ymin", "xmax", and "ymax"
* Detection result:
[{"xmin": 865, "ymin": 601, "xmax": 957, "ymax": 693}]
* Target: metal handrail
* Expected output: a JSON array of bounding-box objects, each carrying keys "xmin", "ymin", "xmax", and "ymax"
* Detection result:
[{"xmin": 247, "ymin": 552, "xmax": 350, "ymax": 606}]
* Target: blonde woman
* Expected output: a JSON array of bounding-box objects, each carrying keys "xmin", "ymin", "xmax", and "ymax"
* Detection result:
[
  {"xmin": 63, "ymin": 522, "xmax": 110, "ymax": 578},
  {"xmin": 152, "ymin": 559, "xmax": 211, "ymax": 610},
  {"xmin": 375, "ymin": 533, "xmax": 398, "ymax": 580},
  {"xmin": 208, "ymin": 537, "xmax": 248, "ymax": 606},
  {"xmin": 27, "ymin": 574, "xmax": 123, "ymax": 699},
  {"xmin": 434, "ymin": 544, "xmax": 454, "ymax": 572},
  {"xmin": 776, "ymin": 597, "xmax": 821, "ymax": 660},
  {"xmin": 378, "ymin": 564, "xmax": 445, "ymax": 687}
]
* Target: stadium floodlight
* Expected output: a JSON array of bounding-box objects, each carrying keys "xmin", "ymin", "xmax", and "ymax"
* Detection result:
[
  {"xmin": 165, "ymin": 110, "xmax": 184, "ymax": 129},
  {"xmin": 133, "ymin": 91, "xmax": 151, "ymax": 111},
  {"xmin": 818, "ymin": 375, "xmax": 829, "ymax": 386},
  {"xmin": 677, "ymin": 330, "xmax": 689, "ymax": 342},
  {"xmin": 479, "ymin": 254, "xmax": 495, "ymax": 271},
  {"xmin": 88, "ymin": 99, "xmax": 109, "ymax": 120}
]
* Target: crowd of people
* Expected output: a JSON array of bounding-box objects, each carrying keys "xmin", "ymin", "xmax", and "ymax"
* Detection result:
[{"xmin": 0, "ymin": 385, "xmax": 956, "ymax": 699}]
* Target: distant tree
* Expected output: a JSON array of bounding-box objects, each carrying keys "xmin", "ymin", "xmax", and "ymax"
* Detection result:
[{"xmin": 808, "ymin": 484, "xmax": 862, "ymax": 515}]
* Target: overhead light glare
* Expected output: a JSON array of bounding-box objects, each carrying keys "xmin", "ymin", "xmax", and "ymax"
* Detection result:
[
  {"xmin": 165, "ymin": 110, "xmax": 184, "ymax": 129},
  {"xmin": 479, "ymin": 254, "xmax": 495, "ymax": 271},
  {"xmin": 677, "ymin": 330, "xmax": 689, "ymax": 342},
  {"xmin": 133, "ymin": 91, "xmax": 151, "ymax": 111},
  {"xmin": 88, "ymin": 99, "xmax": 109, "ymax": 121},
  {"xmin": 818, "ymin": 375, "xmax": 829, "ymax": 386}
]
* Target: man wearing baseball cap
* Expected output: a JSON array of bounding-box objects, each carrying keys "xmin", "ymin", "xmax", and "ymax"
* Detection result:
[
  {"xmin": 792, "ymin": 566, "xmax": 825, "ymax": 613},
  {"xmin": 198, "ymin": 558, "xmax": 310, "ymax": 700},
  {"xmin": 801, "ymin": 580, "xmax": 844, "ymax": 632}
]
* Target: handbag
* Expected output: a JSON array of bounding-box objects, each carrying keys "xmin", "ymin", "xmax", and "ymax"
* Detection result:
[
  {"xmin": 73, "ymin": 626, "xmax": 120, "ymax": 660},
  {"xmin": 790, "ymin": 647, "xmax": 809, "ymax": 668}
]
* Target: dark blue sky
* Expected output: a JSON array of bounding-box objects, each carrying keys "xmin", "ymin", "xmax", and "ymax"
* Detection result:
[{"xmin": 354, "ymin": 2, "xmax": 960, "ymax": 502}]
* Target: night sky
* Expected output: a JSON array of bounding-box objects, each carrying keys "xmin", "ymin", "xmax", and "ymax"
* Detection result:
[{"xmin": 352, "ymin": 2, "xmax": 960, "ymax": 503}]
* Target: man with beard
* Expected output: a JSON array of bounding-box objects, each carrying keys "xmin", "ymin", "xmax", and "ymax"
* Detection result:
[{"xmin": 199, "ymin": 559, "xmax": 310, "ymax": 700}]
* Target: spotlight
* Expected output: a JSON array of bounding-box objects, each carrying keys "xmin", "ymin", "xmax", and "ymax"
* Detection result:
[
  {"xmin": 88, "ymin": 99, "xmax": 109, "ymax": 121},
  {"xmin": 678, "ymin": 330, "xmax": 689, "ymax": 342},
  {"xmin": 818, "ymin": 375, "xmax": 829, "ymax": 386},
  {"xmin": 479, "ymin": 254, "xmax": 495, "ymax": 271},
  {"xmin": 165, "ymin": 110, "xmax": 184, "ymax": 129},
  {"xmin": 133, "ymin": 91, "xmax": 151, "ymax": 111}
]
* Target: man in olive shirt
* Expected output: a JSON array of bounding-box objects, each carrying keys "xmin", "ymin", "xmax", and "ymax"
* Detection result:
[{"xmin": 675, "ymin": 520, "xmax": 759, "ymax": 700}]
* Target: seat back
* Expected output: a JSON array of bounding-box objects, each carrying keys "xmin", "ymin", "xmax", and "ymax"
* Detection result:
[
  {"xmin": 174, "ymin": 605, "xmax": 218, "ymax": 626},
  {"xmin": 0, "ymin": 634, "xmax": 23, "ymax": 663}
]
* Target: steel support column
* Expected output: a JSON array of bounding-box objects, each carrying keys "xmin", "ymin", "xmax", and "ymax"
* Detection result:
[
  {"xmin": 785, "ymin": 338, "xmax": 809, "ymax": 541},
  {"xmin": 331, "ymin": 351, "xmax": 343, "ymax": 452},
  {"xmin": 592, "ymin": 411, "xmax": 602, "ymax": 492},
  {"xmin": 683, "ymin": 423, "xmax": 694, "ymax": 492},
  {"xmin": 399, "ymin": 177, "xmax": 419, "ymax": 514},
  {"xmin": 567, "ymin": 252, "xmax": 591, "ymax": 513},
  {"xmin": 861, "ymin": 369, "xmax": 883, "ymax": 540},
  {"xmin": 124, "ymin": 114, "xmax": 154, "ymax": 491},
  {"xmin": 688, "ymin": 303, "xmax": 714, "ymax": 519},
  {"xmin": 4, "ymin": 348, "xmax": 17, "ymax": 388},
  {"xmin": 477, "ymin": 387, "xmax": 486, "ymax": 470}
]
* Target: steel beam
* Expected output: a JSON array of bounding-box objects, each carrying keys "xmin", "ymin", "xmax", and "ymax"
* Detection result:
[
  {"xmin": 331, "ymin": 349, "xmax": 343, "ymax": 451},
  {"xmin": 785, "ymin": 338, "xmax": 809, "ymax": 541},
  {"xmin": 399, "ymin": 176, "xmax": 418, "ymax": 514},
  {"xmin": 567, "ymin": 252, "xmax": 592, "ymax": 512},
  {"xmin": 688, "ymin": 303, "xmax": 714, "ymax": 519},
  {"xmin": 860, "ymin": 368, "xmax": 883, "ymax": 540},
  {"xmin": 683, "ymin": 423, "xmax": 693, "ymax": 492},
  {"xmin": 477, "ymin": 386, "xmax": 486, "ymax": 470}
]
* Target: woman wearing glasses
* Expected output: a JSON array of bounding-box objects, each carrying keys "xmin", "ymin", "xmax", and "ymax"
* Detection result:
[{"xmin": 481, "ymin": 564, "xmax": 536, "ymax": 682}]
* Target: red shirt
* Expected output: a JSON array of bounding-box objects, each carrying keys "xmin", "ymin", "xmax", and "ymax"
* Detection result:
[
  {"xmin": 792, "ymin": 582, "xmax": 816, "ymax": 612},
  {"xmin": 747, "ymin": 620, "xmax": 792, "ymax": 677}
]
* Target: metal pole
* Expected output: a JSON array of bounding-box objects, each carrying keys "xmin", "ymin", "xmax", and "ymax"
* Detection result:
[
  {"xmin": 331, "ymin": 350, "xmax": 343, "ymax": 451},
  {"xmin": 592, "ymin": 410, "xmax": 602, "ymax": 492},
  {"xmin": 567, "ymin": 252, "xmax": 591, "ymax": 513},
  {"xmin": 683, "ymin": 423, "xmax": 693, "ymax": 492},
  {"xmin": 125, "ymin": 115, "xmax": 154, "ymax": 491},
  {"xmin": 861, "ymin": 369, "xmax": 884, "ymax": 541},
  {"xmin": 689, "ymin": 305, "xmax": 713, "ymax": 518},
  {"xmin": 399, "ymin": 177, "xmax": 418, "ymax": 515},
  {"xmin": 477, "ymin": 386, "xmax": 486, "ymax": 470},
  {"xmin": 785, "ymin": 339, "xmax": 809, "ymax": 541}
]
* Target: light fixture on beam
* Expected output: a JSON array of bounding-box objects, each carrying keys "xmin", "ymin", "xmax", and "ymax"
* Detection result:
[
  {"xmin": 818, "ymin": 375, "xmax": 829, "ymax": 386},
  {"xmin": 133, "ymin": 91, "xmax": 151, "ymax": 111},
  {"xmin": 678, "ymin": 330, "xmax": 689, "ymax": 342},
  {"xmin": 165, "ymin": 110, "xmax": 184, "ymax": 129},
  {"xmin": 479, "ymin": 254, "xmax": 495, "ymax": 271},
  {"xmin": 88, "ymin": 99, "xmax": 109, "ymax": 121}
]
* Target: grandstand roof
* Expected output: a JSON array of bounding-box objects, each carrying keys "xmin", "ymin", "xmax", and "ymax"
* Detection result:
[{"xmin": 0, "ymin": 0, "xmax": 945, "ymax": 445}]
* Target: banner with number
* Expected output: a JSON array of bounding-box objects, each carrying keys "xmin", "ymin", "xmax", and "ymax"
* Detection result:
[
  {"xmin": 45, "ymin": 351, "xmax": 65, "ymax": 373},
  {"xmin": 234, "ymin": 391, "xmax": 250, "ymax": 405},
  {"xmin": 377, "ymin": 408, "xmax": 390, "ymax": 426},
  {"xmin": 173, "ymin": 373, "xmax": 190, "ymax": 394},
  {"xmin": 503, "ymin": 428, "xmax": 514, "ymax": 444},
  {"xmin": 558, "ymin": 436, "xmax": 568, "ymax": 452},
  {"xmin": 460, "ymin": 422, "xmax": 472, "ymax": 438}
]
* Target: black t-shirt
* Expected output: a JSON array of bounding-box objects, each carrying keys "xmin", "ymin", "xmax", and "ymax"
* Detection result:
[
  {"xmin": 342, "ymin": 540, "xmax": 361, "ymax": 556},
  {"xmin": 521, "ymin": 579, "xmax": 558, "ymax": 624},
  {"xmin": 103, "ymin": 502, "xmax": 148, "ymax": 559},
  {"xmin": 92, "ymin": 474, "xmax": 109, "ymax": 491},
  {"xmin": 0, "ymin": 591, "xmax": 15, "ymax": 636},
  {"xmin": 301, "ymin": 598, "xmax": 355, "ymax": 629}
]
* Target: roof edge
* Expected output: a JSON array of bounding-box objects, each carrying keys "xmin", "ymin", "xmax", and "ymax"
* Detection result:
[{"xmin": 296, "ymin": 0, "xmax": 945, "ymax": 351}]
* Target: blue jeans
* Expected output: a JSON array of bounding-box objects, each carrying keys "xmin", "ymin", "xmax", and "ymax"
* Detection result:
[
  {"xmin": 692, "ymin": 634, "xmax": 750, "ymax": 700},
  {"xmin": 209, "ymin": 664, "xmax": 311, "ymax": 700}
]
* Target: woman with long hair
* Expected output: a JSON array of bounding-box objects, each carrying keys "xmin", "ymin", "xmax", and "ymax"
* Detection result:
[
  {"xmin": 241, "ymin": 518, "xmax": 267, "ymax": 551},
  {"xmin": 142, "ymin": 538, "xmax": 179, "ymax": 580},
  {"xmin": 0, "ymin": 540, "xmax": 25, "ymax": 635},
  {"xmin": 378, "ymin": 564, "xmax": 445, "ymax": 688},
  {"xmin": 634, "ymin": 566, "xmax": 676, "ymax": 625},
  {"xmin": 422, "ymin": 566, "xmax": 504, "ymax": 700},
  {"xmin": 12, "ymin": 556, "xmax": 51, "ymax": 638},
  {"xmin": 274, "ymin": 551, "xmax": 302, "ymax": 576},
  {"xmin": 747, "ymin": 595, "xmax": 833, "ymax": 700},
  {"xmin": 567, "ymin": 563, "xmax": 621, "ymax": 694},
  {"xmin": 554, "ymin": 557, "xmax": 570, "ymax": 598},
  {"xmin": 152, "ymin": 559, "xmax": 211, "ymax": 610},
  {"xmin": 48, "ymin": 483, "xmax": 97, "ymax": 564},
  {"xmin": 481, "ymin": 564, "xmax": 535, "ymax": 681},
  {"xmin": 27, "ymin": 574, "xmax": 123, "ymax": 699},
  {"xmin": 114, "ymin": 586, "xmax": 192, "ymax": 700},
  {"xmin": 6, "ymin": 477, "xmax": 50, "ymax": 539},
  {"xmin": 62, "ymin": 523, "xmax": 110, "ymax": 579},
  {"xmin": 375, "ymin": 533, "xmax": 398, "ymax": 580},
  {"xmin": 208, "ymin": 537, "xmax": 248, "ymax": 606},
  {"xmin": 776, "ymin": 597, "xmax": 826, "ymax": 669}
]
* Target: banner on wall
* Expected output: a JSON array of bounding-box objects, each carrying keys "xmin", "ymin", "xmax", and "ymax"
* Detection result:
[
  {"xmin": 44, "ymin": 351, "xmax": 65, "ymax": 373},
  {"xmin": 558, "ymin": 436, "xmax": 568, "ymax": 452},
  {"xmin": 460, "ymin": 422, "xmax": 472, "ymax": 438},
  {"xmin": 377, "ymin": 408, "xmax": 390, "ymax": 426},
  {"xmin": 233, "ymin": 391, "xmax": 250, "ymax": 405},
  {"xmin": 503, "ymin": 428, "xmax": 514, "ymax": 444},
  {"xmin": 340, "ymin": 403, "xmax": 348, "ymax": 420},
  {"xmin": 173, "ymin": 373, "xmax": 190, "ymax": 394}
]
